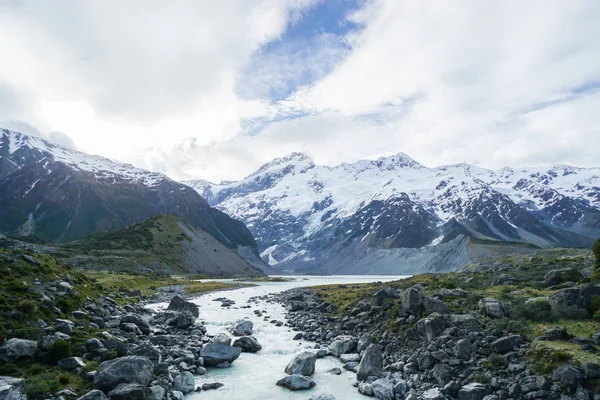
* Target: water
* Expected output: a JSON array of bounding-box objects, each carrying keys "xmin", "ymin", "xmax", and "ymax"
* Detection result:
[{"xmin": 150, "ymin": 275, "xmax": 407, "ymax": 400}]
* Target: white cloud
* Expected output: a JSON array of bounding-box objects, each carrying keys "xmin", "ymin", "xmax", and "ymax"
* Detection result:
[{"xmin": 1, "ymin": 0, "xmax": 600, "ymax": 181}]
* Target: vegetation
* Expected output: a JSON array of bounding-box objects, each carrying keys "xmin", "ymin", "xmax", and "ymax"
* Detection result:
[
  {"xmin": 184, "ymin": 281, "xmax": 254, "ymax": 294},
  {"xmin": 593, "ymin": 236, "xmax": 600, "ymax": 278}
]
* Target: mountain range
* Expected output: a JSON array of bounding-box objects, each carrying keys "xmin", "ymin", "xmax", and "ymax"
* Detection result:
[
  {"xmin": 186, "ymin": 152, "xmax": 600, "ymax": 274},
  {"xmin": 0, "ymin": 128, "xmax": 270, "ymax": 275}
]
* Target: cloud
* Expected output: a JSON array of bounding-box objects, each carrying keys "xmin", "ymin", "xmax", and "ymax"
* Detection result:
[{"xmin": 1, "ymin": 0, "xmax": 600, "ymax": 181}]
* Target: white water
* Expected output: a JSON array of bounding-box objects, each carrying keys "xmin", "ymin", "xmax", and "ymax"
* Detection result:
[{"xmin": 151, "ymin": 275, "xmax": 407, "ymax": 400}]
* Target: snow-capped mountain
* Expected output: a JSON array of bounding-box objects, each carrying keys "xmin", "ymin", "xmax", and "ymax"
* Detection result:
[
  {"xmin": 185, "ymin": 152, "xmax": 600, "ymax": 274},
  {"xmin": 0, "ymin": 129, "xmax": 264, "ymax": 269}
]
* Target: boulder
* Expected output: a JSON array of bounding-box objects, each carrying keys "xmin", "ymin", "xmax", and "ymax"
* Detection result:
[
  {"xmin": 593, "ymin": 332, "xmax": 600, "ymax": 345},
  {"xmin": 552, "ymin": 365, "xmax": 582, "ymax": 389},
  {"xmin": 400, "ymin": 285, "xmax": 424, "ymax": 315},
  {"xmin": 371, "ymin": 379, "xmax": 394, "ymax": 400},
  {"xmin": 0, "ymin": 338, "xmax": 37, "ymax": 362},
  {"xmin": 201, "ymin": 382, "xmax": 224, "ymax": 391},
  {"xmin": 212, "ymin": 333, "xmax": 232, "ymax": 346},
  {"xmin": 309, "ymin": 395, "xmax": 337, "ymax": 400},
  {"xmin": 454, "ymin": 338, "xmax": 472, "ymax": 361},
  {"xmin": 424, "ymin": 297, "xmax": 450, "ymax": 314},
  {"xmin": 76, "ymin": 390, "xmax": 106, "ymax": 400},
  {"xmin": 582, "ymin": 363, "xmax": 600, "ymax": 379},
  {"xmin": 200, "ymin": 343, "xmax": 242, "ymax": 366},
  {"xmin": 132, "ymin": 344, "xmax": 162, "ymax": 365},
  {"xmin": 176, "ymin": 311, "xmax": 196, "ymax": 329},
  {"xmin": 285, "ymin": 351, "xmax": 317, "ymax": 376},
  {"xmin": 543, "ymin": 268, "xmax": 579, "ymax": 287},
  {"xmin": 121, "ymin": 314, "xmax": 151, "ymax": 335},
  {"xmin": 169, "ymin": 391, "xmax": 183, "ymax": 400},
  {"xmin": 357, "ymin": 344, "xmax": 383, "ymax": 381},
  {"xmin": 458, "ymin": 383, "xmax": 491, "ymax": 400},
  {"xmin": 490, "ymin": 335, "xmax": 522, "ymax": 354},
  {"xmin": 536, "ymin": 326, "xmax": 570, "ymax": 341},
  {"xmin": 548, "ymin": 284, "xmax": 600, "ymax": 318},
  {"xmin": 107, "ymin": 383, "xmax": 153, "ymax": 400},
  {"xmin": 478, "ymin": 298, "xmax": 507, "ymax": 319},
  {"xmin": 93, "ymin": 356, "xmax": 154, "ymax": 393},
  {"xmin": 167, "ymin": 295, "xmax": 199, "ymax": 318},
  {"xmin": 172, "ymin": 372, "xmax": 195, "ymax": 394},
  {"xmin": 0, "ymin": 376, "xmax": 25, "ymax": 400},
  {"xmin": 58, "ymin": 357, "xmax": 86, "ymax": 370},
  {"xmin": 276, "ymin": 375, "xmax": 316, "ymax": 391},
  {"xmin": 329, "ymin": 335, "xmax": 357, "ymax": 357},
  {"xmin": 415, "ymin": 314, "xmax": 448, "ymax": 341},
  {"xmin": 286, "ymin": 301, "xmax": 306, "ymax": 312},
  {"xmin": 373, "ymin": 287, "xmax": 399, "ymax": 306},
  {"xmin": 149, "ymin": 386, "xmax": 165, "ymax": 400},
  {"xmin": 233, "ymin": 336, "xmax": 262, "ymax": 353},
  {"xmin": 358, "ymin": 382, "xmax": 374, "ymax": 396},
  {"xmin": 421, "ymin": 388, "xmax": 446, "ymax": 400},
  {"xmin": 230, "ymin": 320, "xmax": 253, "ymax": 336}
]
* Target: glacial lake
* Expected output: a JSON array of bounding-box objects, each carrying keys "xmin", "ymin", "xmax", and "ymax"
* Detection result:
[{"xmin": 150, "ymin": 275, "xmax": 408, "ymax": 400}]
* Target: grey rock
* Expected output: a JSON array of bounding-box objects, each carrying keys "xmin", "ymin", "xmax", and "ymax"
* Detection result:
[
  {"xmin": 478, "ymin": 298, "xmax": 507, "ymax": 319},
  {"xmin": 582, "ymin": 363, "xmax": 600, "ymax": 379},
  {"xmin": 167, "ymin": 295, "xmax": 199, "ymax": 318},
  {"xmin": 276, "ymin": 375, "xmax": 316, "ymax": 391},
  {"xmin": 543, "ymin": 268, "xmax": 577, "ymax": 287},
  {"xmin": 393, "ymin": 380, "xmax": 407, "ymax": 396},
  {"xmin": 200, "ymin": 343, "xmax": 242, "ymax": 366},
  {"xmin": 371, "ymin": 379, "xmax": 394, "ymax": 400},
  {"xmin": 149, "ymin": 386, "xmax": 165, "ymax": 400},
  {"xmin": 86, "ymin": 338, "xmax": 104, "ymax": 352},
  {"xmin": 132, "ymin": 344, "xmax": 162, "ymax": 365},
  {"xmin": 552, "ymin": 365, "xmax": 582, "ymax": 389},
  {"xmin": 309, "ymin": 394, "xmax": 337, "ymax": 400},
  {"xmin": 536, "ymin": 327, "xmax": 570, "ymax": 341},
  {"xmin": 121, "ymin": 314, "xmax": 151, "ymax": 335},
  {"xmin": 329, "ymin": 335, "xmax": 357, "ymax": 357},
  {"xmin": 285, "ymin": 351, "xmax": 317, "ymax": 376},
  {"xmin": 93, "ymin": 356, "xmax": 154, "ymax": 393},
  {"xmin": 172, "ymin": 372, "xmax": 195, "ymax": 394},
  {"xmin": 58, "ymin": 357, "xmax": 86, "ymax": 370},
  {"xmin": 358, "ymin": 382, "xmax": 374, "ymax": 396},
  {"xmin": 455, "ymin": 338, "xmax": 472, "ymax": 360},
  {"xmin": 232, "ymin": 336, "xmax": 262, "ymax": 353},
  {"xmin": 491, "ymin": 335, "xmax": 522, "ymax": 354},
  {"xmin": 201, "ymin": 382, "xmax": 224, "ymax": 391},
  {"xmin": 415, "ymin": 314, "xmax": 448, "ymax": 341},
  {"xmin": 211, "ymin": 333, "xmax": 232, "ymax": 346},
  {"xmin": 0, "ymin": 338, "xmax": 37, "ymax": 362},
  {"xmin": 75, "ymin": 390, "xmax": 106, "ymax": 400},
  {"xmin": 176, "ymin": 311, "xmax": 196, "ymax": 329},
  {"xmin": 400, "ymin": 285, "xmax": 424, "ymax": 315},
  {"xmin": 169, "ymin": 391, "xmax": 183, "ymax": 400},
  {"xmin": 107, "ymin": 383, "xmax": 153, "ymax": 400},
  {"xmin": 422, "ymin": 388, "xmax": 447, "ymax": 400},
  {"xmin": 327, "ymin": 367, "xmax": 342, "ymax": 375},
  {"xmin": 340, "ymin": 353, "xmax": 360, "ymax": 363},
  {"xmin": 357, "ymin": 344, "xmax": 383, "ymax": 381},
  {"xmin": 40, "ymin": 332, "xmax": 71, "ymax": 350},
  {"xmin": 458, "ymin": 383, "xmax": 491, "ymax": 400},
  {"xmin": 373, "ymin": 287, "xmax": 399, "ymax": 306},
  {"xmin": 0, "ymin": 376, "xmax": 25, "ymax": 400},
  {"xmin": 230, "ymin": 320, "xmax": 253, "ymax": 336},
  {"xmin": 424, "ymin": 297, "xmax": 450, "ymax": 314},
  {"xmin": 21, "ymin": 254, "xmax": 41, "ymax": 265}
]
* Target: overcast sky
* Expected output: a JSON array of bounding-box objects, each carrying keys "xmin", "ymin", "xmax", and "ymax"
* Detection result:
[{"xmin": 1, "ymin": 0, "xmax": 600, "ymax": 182}]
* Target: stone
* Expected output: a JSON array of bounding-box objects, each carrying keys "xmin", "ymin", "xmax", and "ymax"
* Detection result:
[
  {"xmin": 582, "ymin": 363, "xmax": 600, "ymax": 379},
  {"xmin": 75, "ymin": 390, "xmax": 106, "ymax": 400},
  {"xmin": 371, "ymin": 379, "xmax": 394, "ymax": 400},
  {"xmin": 0, "ymin": 376, "xmax": 25, "ymax": 400},
  {"xmin": 543, "ymin": 268, "xmax": 578, "ymax": 287},
  {"xmin": 478, "ymin": 298, "xmax": 507, "ymax": 319},
  {"xmin": 201, "ymin": 382, "xmax": 224, "ymax": 391},
  {"xmin": 422, "ymin": 388, "xmax": 447, "ymax": 400},
  {"xmin": 373, "ymin": 287, "xmax": 399, "ymax": 306},
  {"xmin": 424, "ymin": 297, "xmax": 450, "ymax": 314},
  {"xmin": 58, "ymin": 357, "xmax": 86, "ymax": 370},
  {"xmin": 276, "ymin": 375, "xmax": 316, "ymax": 391},
  {"xmin": 536, "ymin": 327, "xmax": 570, "ymax": 341},
  {"xmin": 400, "ymin": 285, "xmax": 424, "ymax": 315},
  {"xmin": 340, "ymin": 353, "xmax": 360, "ymax": 363},
  {"xmin": 132, "ymin": 344, "xmax": 162, "ymax": 365},
  {"xmin": 552, "ymin": 365, "xmax": 583, "ymax": 389},
  {"xmin": 285, "ymin": 351, "xmax": 317, "ymax": 376},
  {"xmin": 458, "ymin": 383, "xmax": 491, "ymax": 400},
  {"xmin": 176, "ymin": 311, "xmax": 196, "ymax": 329},
  {"xmin": 211, "ymin": 333, "xmax": 232, "ymax": 346},
  {"xmin": 120, "ymin": 323, "xmax": 142, "ymax": 336},
  {"xmin": 169, "ymin": 391, "xmax": 183, "ymax": 400},
  {"xmin": 455, "ymin": 338, "xmax": 472, "ymax": 360},
  {"xmin": 393, "ymin": 380, "xmax": 407, "ymax": 396},
  {"xmin": 491, "ymin": 335, "xmax": 522, "ymax": 354},
  {"xmin": 167, "ymin": 295, "xmax": 199, "ymax": 318},
  {"xmin": 593, "ymin": 332, "xmax": 600, "ymax": 345},
  {"xmin": 357, "ymin": 344, "xmax": 383, "ymax": 381},
  {"xmin": 149, "ymin": 386, "xmax": 165, "ymax": 400},
  {"xmin": 0, "ymin": 338, "xmax": 37, "ymax": 362},
  {"xmin": 21, "ymin": 254, "xmax": 41, "ymax": 265},
  {"xmin": 358, "ymin": 382, "xmax": 374, "ymax": 396},
  {"xmin": 230, "ymin": 320, "xmax": 253, "ymax": 337},
  {"xmin": 415, "ymin": 314, "xmax": 448, "ymax": 341},
  {"xmin": 548, "ymin": 284, "xmax": 600, "ymax": 318},
  {"xmin": 93, "ymin": 356, "xmax": 154, "ymax": 393},
  {"xmin": 107, "ymin": 384, "xmax": 153, "ymax": 400},
  {"xmin": 86, "ymin": 338, "xmax": 104, "ymax": 352},
  {"xmin": 121, "ymin": 314, "xmax": 151, "ymax": 335},
  {"xmin": 200, "ymin": 343, "xmax": 242, "ymax": 366},
  {"xmin": 172, "ymin": 372, "xmax": 195, "ymax": 394},
  {"xmin": 327, "ymin": 367, "xmax": 342, "ymax": 375},
  {"xmin": 232, "ymin": 336, "xmax": 262, "ymax": 353},
  {"xmin": 309, "ymin": 395, "xmax": 337, "ymax": 400},
  {"xmin": 329, "ymin": 335, "xmax": 357, "ymax": 357}
]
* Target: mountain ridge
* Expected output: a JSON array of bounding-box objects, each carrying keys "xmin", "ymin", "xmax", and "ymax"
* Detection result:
[{"xmin": 185, "ymin": 151, "xmax": 600, "ymax": 274}]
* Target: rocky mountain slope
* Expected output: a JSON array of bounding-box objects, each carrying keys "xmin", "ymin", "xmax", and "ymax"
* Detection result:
[
  {"xmin": 186, "ymin": 153, "xmax": 600, "ymax": 274},
  {"xmin": 0, "ymin": 128, "xmax": 263, "ymax": 267}
]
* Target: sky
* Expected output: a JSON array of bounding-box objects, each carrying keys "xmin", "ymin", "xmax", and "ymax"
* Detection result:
[{"xmin": 1, "ymin": 0, "xmax": 600, "ymax": 183}]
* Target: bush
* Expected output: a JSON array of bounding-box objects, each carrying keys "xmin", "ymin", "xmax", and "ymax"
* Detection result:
[
  {"xmin": 528, "ymin": 345, "xmax": 571, "ymax": 375},
  {"xmin": 513, "ymin": 299, "xmax": 555, "ymax": 322},
  {"xmin": 18, "ymin": 299, "xmax": 37, "ymax": 313},
  {"xmin": 45, "ymin": 339, "xmax": 72, "ymax": 365},
  {"xmin": 483, "ymin": 354, "xmax": 508, "ymax": 370},
  {"xmin": 58, "ymin": 373, "xmax": 70, "ymax": 385},
  {"xmin": 25, "ymin": 371, "xmax": 61, "ymax": 399},
  {"xmin": 55, "ymin": 298, "xmax": 76, "ymax": 315}
]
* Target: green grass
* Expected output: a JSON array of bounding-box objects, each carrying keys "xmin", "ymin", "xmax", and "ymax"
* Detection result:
[{"xmin": 184, "ymin": 281, "xmax": 254, "ymax": 294}]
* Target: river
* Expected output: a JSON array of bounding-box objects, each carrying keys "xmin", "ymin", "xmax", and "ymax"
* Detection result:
[{"xmin": 150, "ymin": 275, "xmax": 407, "ymax": 400}]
